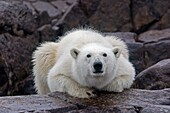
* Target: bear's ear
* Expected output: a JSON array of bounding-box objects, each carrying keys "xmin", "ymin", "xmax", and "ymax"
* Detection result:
[
  {"xmin": 112, "ymin": 47, "xmax": 121, "ymax": 58},
  {"xmin": 70, "ymin": 48, "xmax": 80, "ymax": 59}
]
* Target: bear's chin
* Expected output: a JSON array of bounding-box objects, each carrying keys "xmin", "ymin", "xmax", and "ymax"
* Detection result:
[{"xmin": 90, "ymin": 71, "xmax": 105, "ymax": 77}]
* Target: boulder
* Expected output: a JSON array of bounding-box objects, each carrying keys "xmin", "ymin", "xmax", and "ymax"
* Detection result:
[
  {"xmin": 132, "ymin": 0, "xmax": 170, "ymax": 33},
  {"xmin": 0, "ymin": 33, "xmax": 37, "ymax": 96},
  {"xmin": 133, "ymin": 59, "xmax": 170, "ymax": 90},
  {"xmin": 89, "ymin": 0, "xmax": 132, "ymax": 32},
  {"xmin": 0, "ymin": 89, "xmax": 169, "ymax": 112},
  {"xmin": 0, "ymin": 1, "xmax": 39, "ymax": 96},
  {"xmin": 0, "ymin": 1, "xmax": 37, "ymax": 35},
  {"xmin": 138, "ymin": 29, "xmax": 170, "ymax": 68},
  {"xmin": 57, "ymin": 1, "xmax": 88, "ymax": 33}
]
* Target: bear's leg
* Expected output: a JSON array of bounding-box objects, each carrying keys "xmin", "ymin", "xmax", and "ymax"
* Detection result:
[
  {"xmin": 102, "ymin": 75, "xmax": 134, "ymax": 92},
  {"xmin": 47, "ymin": 74, "xmax": 96, "ymax": 98},
  {"xmin": 34, "ymin": 75, "xmax": 50, "ymax": 94}
]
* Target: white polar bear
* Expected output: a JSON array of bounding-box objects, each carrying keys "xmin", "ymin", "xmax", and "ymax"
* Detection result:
[{"xmin": 32, "ymin": 29, "xmax": 135, "ymax": 98}]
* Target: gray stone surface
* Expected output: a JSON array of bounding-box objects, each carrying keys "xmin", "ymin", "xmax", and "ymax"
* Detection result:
[
  {"xmin": 0, "ymin": 95, "xmax": 77, "ymax": 112},
  {"xmin": 133, "ymin": 59, "xmax": 170, "ymax": 90},
  {"xmin": 0, "ymin": 89, "xmax": 169, "ymax": 112}
]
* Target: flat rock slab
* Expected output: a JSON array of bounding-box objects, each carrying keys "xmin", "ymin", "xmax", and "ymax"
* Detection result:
[
  {"xmin": 0, "ymin": 95, "xmax": 78, "ymax": 113},
  {"xmin": 0, "ymin": 89, "xmax": 170, "ymax": 112}
]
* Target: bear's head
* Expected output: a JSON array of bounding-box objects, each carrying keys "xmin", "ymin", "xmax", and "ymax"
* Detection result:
[{"xmin": 70, "ymin": 43, "xmax": 121, "ymax": 79}]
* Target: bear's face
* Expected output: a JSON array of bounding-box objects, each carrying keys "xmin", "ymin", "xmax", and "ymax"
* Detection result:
[{"xmin": 70, "ymin": 43, "xmax": 121, "ymax": 78}]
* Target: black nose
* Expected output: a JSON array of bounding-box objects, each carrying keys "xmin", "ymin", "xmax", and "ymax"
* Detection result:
[{"xmin": 93, "ymin": 62, "xmax": 103, "ymax": 72}]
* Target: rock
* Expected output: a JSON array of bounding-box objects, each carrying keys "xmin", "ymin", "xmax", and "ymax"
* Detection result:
[
  {"xmin": 0, "ymin": 1, "xmax": 37, "ymax": 35},
  {"xmin": 89, "ymin": 0, "xmax": 132, "ymax": 32},
  {"xmin": 104, "ymin": 32, "xmax": 137, "ymax": 43},
  {"xmin": 144, "ymin": 38, "xmax": 170, "ymax": 68},
  {"xmin": 0, "ymin": 89, "xmax": 170, "ymax": 112},
  {"xmin": 38, "ymin": 24, "xmax": 59, "ymax": 42},
  {"xmin": 58, "ymin": 1, "xmax": 88, "ymax": 33},
  {"xmin": 138, "ymin": 29, "xmax": 170, "ymax": 43},
  {"xmin": 151, "ymin": 9, "xmax": 170, "ymax": 30},
  {"xmin": 0, "ymin": 33, "xmax": 37, "ymax": 96},
  {"xmin": 36, "ymin": 11, "xmax": 51, "ymax": 27},
  {"xmin": 32, "ymin": 1, "xmax": 60, "ymax": 18},
  {"xmin": 51, "ymin": 0, "xmax": 69, "ymax": 13},
  {"xmin": 132, "ymin": 59, "xmax": 170, "ymax": 90},
  {"xmin": 137, "ymin": 29, "xmax": 170, "ymax": 70},
  {"xmin": 0, "ymin": 1, "xmax": 39, "ymax": 96},
  {"xmin": 128, "ymin": 42, "xmax": 145, "ymax": 74},
  {"xmin": 132, "ymin": 0, "xmax": 170, "ymax": 33},
  {"xmin": 79, "ymin": 0, "xmax": 101, "ymax": 17}
]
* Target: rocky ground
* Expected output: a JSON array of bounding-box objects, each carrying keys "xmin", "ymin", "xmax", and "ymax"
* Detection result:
[
  {"xmin": 0, "ymin": 0, "xmax": 170, "ymax": 112},
  {"xmin": 0, "ymin": 89, "xmax": 170, "ymax": 112}
]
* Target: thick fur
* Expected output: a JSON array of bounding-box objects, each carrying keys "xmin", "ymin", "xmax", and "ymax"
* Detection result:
[{"xmin": 32, "ymin": 29, "xmax": 135, "ymax": 98}]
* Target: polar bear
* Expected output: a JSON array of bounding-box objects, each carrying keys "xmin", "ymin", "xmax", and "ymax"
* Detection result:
[{"xmin": 32, "ymin": 29, "xmax": 135, "ymax": 98}]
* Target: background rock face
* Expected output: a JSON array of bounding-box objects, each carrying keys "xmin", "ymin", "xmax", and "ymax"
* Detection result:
[
  {"xmin": 0, "ymin": 0, "xmax": 170, "ymax": 96},
  {"xmin": 133, "ymin": 59, "xmax": 170, "ymax": 90}
]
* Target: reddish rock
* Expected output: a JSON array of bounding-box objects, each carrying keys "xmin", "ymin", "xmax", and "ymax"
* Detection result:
[
  {"xmin": 151, "ymin": 9, "xmax": 170, "ymax": 30},
  {"xmin": 79, "ymin": 0, "xmax": 101, "ymax": 17},
  {"xmin": 58, "ymin": 1, "xmax": 88, "ymax": 33},
  {"xmin": 133, "ymin": 59, "xmax": 170, "ymax": 90},
  {"xmin": 132, "ymin": 0, "xmax": 170, "ymax": 33},
  {"xmin": 89, "ymin": 0, "xmax": 132, "ymax": 32}
]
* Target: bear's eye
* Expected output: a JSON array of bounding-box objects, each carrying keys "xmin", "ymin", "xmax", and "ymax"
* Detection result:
[
  {"xmin": 86, "ymin": 54, "xmax": 91, "ymax": 58},
  {"xmin": 103, "ymin": 53, "xmax": 107, "ymax": 57}
]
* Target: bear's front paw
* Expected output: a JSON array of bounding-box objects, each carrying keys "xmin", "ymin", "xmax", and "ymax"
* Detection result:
[
  {"xmin": 69, "ymin": 87, "xmax": 97, "ymax": 98},
  {"xmin": 102, "ymin": 80, "xmax": 124, "ymax": 92}
]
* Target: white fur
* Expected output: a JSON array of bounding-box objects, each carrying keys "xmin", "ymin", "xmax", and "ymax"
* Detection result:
[{"xmin": 32, "ymin": 29, "xmax": 135, "ymax": 98}]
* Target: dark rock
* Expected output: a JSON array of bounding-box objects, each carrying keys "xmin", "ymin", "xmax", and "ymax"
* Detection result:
[
  {"xmin": 144, "ymin": 38, "xmax": 170, "ymax": 68},
  {"xmin": 0, "ymin": 1, "xmax": 39, "ymax": 96},
  {"xmin": 132, "ymin": 0, "xmax": 170, "ymax": 33},
  {"xmin": 0, "ymin": 1, "xmax": 37, "ymax": 35},
  {"xmin": 89, "ymin": 0, "xmax": 132, "ymax": 32},
  {"xmin": 128, "ymin": 42, "xmax": 145, "ymax": 74},
  {"xmin": 132, "ymin": 59, "xmax": 170, "ymax": 90},
  {"xmin": 135, "ymin": 29, "xmax": 170, "ymax": 72},
  {"xmin": 58, "ymin": 1, "xmax": 88, "ymax": 33},
  {"xmin": 151, "ymin": 9, "xmax": 170, "ymax": 30},
  {"xmin": 36, "ymin": 11, "xmax": 52, "ymax": 27},
  {"xmin": 0, "ymin": 33, "xmax": 37, "ymax": 95},
  {"xmin": 23, "ymin": 1, "xmax": 36, "ymax": 15},
  {"xmin": 38, "ymin": 24, "xmax": 59, "ymax": 42},
  {"xmin": 1, "ymin": 89, "xmax": 169, "ymax": 112},
  {"xmin": 79, "ymin": 0, "xmax": 101, "ymax": 17}
]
